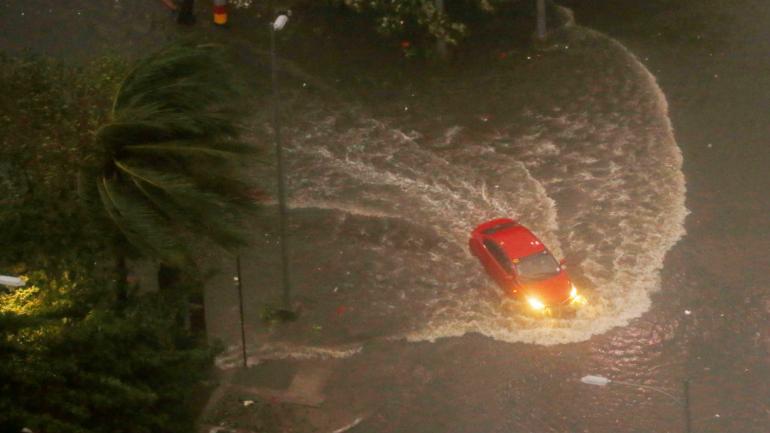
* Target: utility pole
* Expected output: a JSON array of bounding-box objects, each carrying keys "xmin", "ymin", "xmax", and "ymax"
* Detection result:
[
  {"xmin": 236, "ymin": 255, "xmax": 247, "ymax": 367},
  {"xmin": 536, "ymin": 0, "xmax": 546, "ymax": 40}
]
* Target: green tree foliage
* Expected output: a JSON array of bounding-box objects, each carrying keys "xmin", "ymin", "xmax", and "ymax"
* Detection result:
[
  {"xmin": 331, "ymin": 0, "xmax": 498, "ymax": 44},
  {"xmin": 0, "ymin": 43, "xmax": 255, "ymax": 433},
  {"xmin": 0, "ymin": 55, "xmax": 122, "ymax": 270},
  {"xmin": 81, "ymin": 42, "xmax": 259, "ymax": 268},
  {"xmin": 0, "ymin": 272, "xmax": 215, "ymax": 433}
]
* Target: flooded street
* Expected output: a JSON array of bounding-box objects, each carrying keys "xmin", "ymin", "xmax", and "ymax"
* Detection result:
[
  {"xmin": 2, "ymin": 1, "xmax": 768, "ymax": 432},
  {"xmin": 560, "ymin": 1, "xmax": 770, "ymax": 431},
  {"xmin": 216, "ymin": 2, "xmax": 770, "ymax": 430}
]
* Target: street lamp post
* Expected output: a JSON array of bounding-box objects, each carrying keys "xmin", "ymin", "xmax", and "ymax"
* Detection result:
[
  {"xmin": 269, "ymin": 7, "xmax": 292, "ymax": 312},
  {"xmin": 580, "ymin": 374, "xmax": 692, "ymax": 433}
]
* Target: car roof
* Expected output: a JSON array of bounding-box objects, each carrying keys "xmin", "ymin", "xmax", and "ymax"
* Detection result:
[{"xmin": 479, "ymin": 222, "xmax": 546, "ymax": 259}]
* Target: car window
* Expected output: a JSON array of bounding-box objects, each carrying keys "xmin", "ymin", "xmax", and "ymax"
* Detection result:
[
  {"xmin": 515, "ymin": 250, "xmax": 560, "ymax": 280},
  {"xmin": 482, "ymin": 239, "xmax": 513, "ymax": 274}
]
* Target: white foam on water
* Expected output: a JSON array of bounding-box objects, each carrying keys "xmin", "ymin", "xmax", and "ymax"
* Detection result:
[
  {"xmin": 247, "ymin": 18, "xmax": 687, "ymax": 353},
  {"xmin": 287, "ymin": 115, "xmax": 560, "ymax": 250},
  {"xmin": 216, "ymin": 342, "xmax": 363, "ymax": 369},
  {"xmin": 403, "ymin": 26, "xmax": 687, "ymax": 345}
]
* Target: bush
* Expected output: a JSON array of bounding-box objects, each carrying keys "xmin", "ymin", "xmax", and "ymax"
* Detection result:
[
  {"xmin": 0, "ymin": 52, "xmax": 219, "ymax": 433},
  {"xmin": 0, "ymin": 54, "xmax": 124, "ymax": 271},
  {"xmin": 0, "ymin": 272, "xmax": 217, "ymax": 433}
]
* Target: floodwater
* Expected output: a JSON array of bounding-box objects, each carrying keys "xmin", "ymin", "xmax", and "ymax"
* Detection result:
[
  {"xmin": 2, "ymin": 1, "xmax": 768, "ymax": 432},
  {"xmin": 214, "ymin": 2, "xmax": 770, "ymax": 432}
]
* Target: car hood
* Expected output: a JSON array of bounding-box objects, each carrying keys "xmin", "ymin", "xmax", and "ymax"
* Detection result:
[{"xmin": 521, "ymin": 271, "xmax": 572, "ymax": 305}]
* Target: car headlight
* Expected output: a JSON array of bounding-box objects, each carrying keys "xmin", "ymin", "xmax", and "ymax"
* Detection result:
[
  {"xmin": 526, "ymin": 296, "xmax": 546, "ymax": 311},
  {"xmin": 570, "ymin": 285, "xmax": 578, "ymax": 299}
]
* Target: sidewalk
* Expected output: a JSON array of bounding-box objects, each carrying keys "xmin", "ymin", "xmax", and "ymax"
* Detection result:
[{"xmin": 197, "ymin": 358, "xmax": 368, "ymax": 433}]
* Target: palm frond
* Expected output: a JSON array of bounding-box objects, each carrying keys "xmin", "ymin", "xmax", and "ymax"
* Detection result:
[
  {"xmin": 113, "ymin": 42, "xmax": 243, "ymax": 117},
  {"xmin": 128, "ymin": 176, "xmax": 192, "ymax": 227},
  {"xmin": 97, "ymin": 177, "xmax": 157, "ymax": 256},
  {"xmin": 114, "ymin": 160, "xmax": 198, "ymax": 194},
  {"xmin": 184, "ymin": 169, "xmax": 262, "ymax": 209},
  {"xmin": 121, "ymin": 161, "xmax": 255, "ymax": 249},
  {"xmin": 124, "ymin": 139, "xmax": 256, "ymax": 160},
  {"xmin": 92, "ymin": 41, "xmax": 260, "ymax": 262},
  {"xmin": 128, "ymin": 173, "xmax": 249, "ymax": 249},
  {"xmin": 99, "ymin": 177, "xmax": 188, "ymax": 264},
  {"xmin": 97, "ymin": 110, "xmax": 238, "ymax": 147}
]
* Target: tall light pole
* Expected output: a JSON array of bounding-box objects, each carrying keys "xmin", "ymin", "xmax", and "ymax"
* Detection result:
[
  {"xmin": 269, "ymin": 5, "xmax": 292, "ymax": 312},
  {"xmin": 580, "ymin": 374, "xmax": 692, "ymax": 433}
]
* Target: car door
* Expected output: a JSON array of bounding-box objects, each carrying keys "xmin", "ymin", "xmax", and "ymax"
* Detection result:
[
  {"xmin": 481, "ymin": 238, "xmax": 515, "ymax": 290},
  {"xmin": 470, "ymin": 237, "xmax": 496, "ymax": 275}
]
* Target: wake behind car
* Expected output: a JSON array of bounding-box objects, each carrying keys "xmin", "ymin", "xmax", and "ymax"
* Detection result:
[{"xmin": 469, "ymin": 218, "xmax": 586, "ymax": 314}]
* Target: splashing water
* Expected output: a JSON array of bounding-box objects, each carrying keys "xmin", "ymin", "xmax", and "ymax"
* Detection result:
[{"xmin": 222, "ymin": 18, "xmax": 687, "ymax": 365}]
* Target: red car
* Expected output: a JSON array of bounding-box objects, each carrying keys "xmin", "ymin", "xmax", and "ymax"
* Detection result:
[{"xmin": 469, "ymin": 218, "xmax": 586, "ymax": 313}]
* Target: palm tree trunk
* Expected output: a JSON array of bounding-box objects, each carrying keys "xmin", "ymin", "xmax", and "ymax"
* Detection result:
[
  {"xmin": 189, "ymin": 288, "xmax": 207, "ymax": 339},
  {"xmin": 158, "ymin": 262, "xmax": 186, "ymax": 327},
  {"xmin": 157, "ymin": 262, "xmax": 206, "ymax": 337},
  {"xmin": 157, "ymin": 262, "xmax": 182, "ymax": 292}
]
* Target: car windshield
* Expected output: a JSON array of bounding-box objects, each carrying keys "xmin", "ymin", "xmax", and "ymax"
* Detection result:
[{"xmin": 515, "ymin": 250, "xmax": 560, "ymax": 281}]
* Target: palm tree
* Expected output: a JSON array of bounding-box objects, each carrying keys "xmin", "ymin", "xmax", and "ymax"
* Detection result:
[{"xmin": 80, "ymin": 42, "xmax": 259, "ymax": 315}]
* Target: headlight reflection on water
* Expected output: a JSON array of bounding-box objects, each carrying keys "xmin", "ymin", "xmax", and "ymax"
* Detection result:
[
  {"xmin": 526, "ymin": 296, "xmax": 547, "ymax": 311},
  {"xmin": 569, "ymin": 284, "xmax": 588, "ymax": 306}
]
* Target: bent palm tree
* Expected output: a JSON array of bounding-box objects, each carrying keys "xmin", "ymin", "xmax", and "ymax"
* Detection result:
[{"xmin": 82, "ymin": 42, "xmax": 259, "ymax": 302}]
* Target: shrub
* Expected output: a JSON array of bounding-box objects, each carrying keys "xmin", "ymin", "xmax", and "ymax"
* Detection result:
[{"xmin": 0, "ymin": 271, "xmax": 216, "ymax": 433}]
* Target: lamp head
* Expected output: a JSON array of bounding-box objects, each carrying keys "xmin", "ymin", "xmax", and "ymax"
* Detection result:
[{"xmin": 273, "ymin": 11, "xmax": 290, "ymax": 30}]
